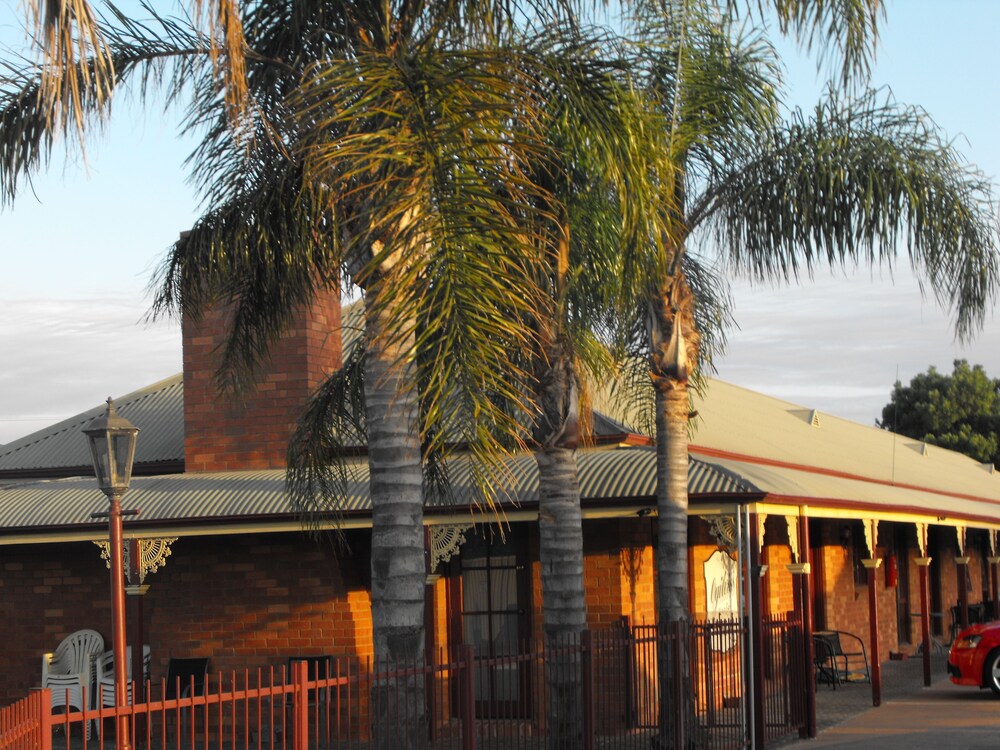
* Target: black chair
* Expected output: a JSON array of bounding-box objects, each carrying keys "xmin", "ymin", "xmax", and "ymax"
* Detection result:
[
  {"xmin": 165, "ymin": 657, "xmax": 209, "ymax": 699},
  {"xmin": 164, "ymin": 657, "xmax": 209, "ymax": 738},
  {"xmin": 813, "ymin": 631, "xmax": 870, "ymax": 686},
  {"xmin": 812, "ymin": 634, "xmax": 841, "ymax": 689}
]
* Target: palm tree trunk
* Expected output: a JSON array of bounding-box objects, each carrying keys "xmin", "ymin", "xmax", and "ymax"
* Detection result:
[
  {"xmin": 364, "ymin": 283, "xmax": 427, "ymax": 749},
  {"xmin": 649, "ymin": 273, "xmax": 699, "ymax": 749},
  {"xmin": 534, "ymin": 341, "xmax": 588, "ymax": 749},
  {"xmin": 537, "ymin": 444, "xmax": 586, "ymax": 749},
  {"xmin": 655, "ymin": 384, "xmax": 690, "ymax": 624}
]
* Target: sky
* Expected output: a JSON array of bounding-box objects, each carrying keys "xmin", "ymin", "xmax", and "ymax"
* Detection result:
[{"xmin": 1, "ymin": 0, "xmax": 999, "ymax": 445}]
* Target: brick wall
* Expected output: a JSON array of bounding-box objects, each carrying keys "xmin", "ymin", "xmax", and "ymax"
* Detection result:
[
  {"xmin": 183, "ymin": 287, "xmax": 342, "ymax": 472},
  {"xmin": 617, "ymin": 520, "xmax": 656, "ymax": 627},
  {"xmin": 583, "ymin": 519, "xmax": 656, "ymax": 630},
  {"xmin": 763, "ymin": 545, "xmax": 795, "ymax": 615},
  {"xmin": 814, "ymin": 543, "xmax": 898, "ymax": 660},
  {"xmin": 0, "ymin": 531, "xmax": 370, "ymax": 706},
  {"xmin": 1, "ymin": 541, "xmax": 110, "ymax": 706},
  {"xmin": 527, "ymin": 519, "xmax": 656, "ymax": 639}
]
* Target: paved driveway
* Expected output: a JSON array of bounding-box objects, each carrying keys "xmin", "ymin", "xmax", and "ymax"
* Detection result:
[{"xmin": 779, "ymin": 679, "xmax": 1000, "ymax": 750}]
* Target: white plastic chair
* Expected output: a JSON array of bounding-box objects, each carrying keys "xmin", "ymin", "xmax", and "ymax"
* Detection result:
[
  {"xmin": 95, "ymin": 645, "xmax": 151, "ymax": 705},
  {"xmin": 93, "ymin": 645, "xmax": 151, "ymax": 736},
  {"xmin": 41, "ymin": 629, "xmax": 105, "ymax": 737}
]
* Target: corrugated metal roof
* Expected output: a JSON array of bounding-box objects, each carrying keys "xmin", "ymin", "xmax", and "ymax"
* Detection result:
[
  {"xmin": 704, "ymin": 453, "xmax": 1000, "ymax": 526},
  {"xmin": 689, "ymin": 379, "xmax": 1000, "ymax": 506},
  {"xmin": 0, "ymin": 376, "xmax": 184, "ymax": 472},
  {"xmin": 0, "ymin": 448, "xmax": 753, "ymax": 541},
  {"xmin": 5, "ymin": 296, "xmax": 1000, "ymax": 535}
]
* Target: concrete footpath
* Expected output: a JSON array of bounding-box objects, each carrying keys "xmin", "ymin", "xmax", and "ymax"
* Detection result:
[{"xmin": 775, "ymin": 653, "xmax": 1000, "ymax": 749}]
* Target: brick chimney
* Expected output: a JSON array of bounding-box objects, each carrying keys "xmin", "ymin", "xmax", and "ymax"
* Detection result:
[{"xmin": 182, "ymin": 288, "xmax": 342, "ymax": 472}]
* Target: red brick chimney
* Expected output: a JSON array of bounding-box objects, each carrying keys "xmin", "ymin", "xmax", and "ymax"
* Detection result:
[{"xmin": 182, "ymin": 288, "xmax": 342, "ymax": 472}]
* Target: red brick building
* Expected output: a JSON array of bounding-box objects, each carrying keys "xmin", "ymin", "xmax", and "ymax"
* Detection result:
[{"xmin": 2, "ymin": 294, "xmax": 1000, "ymax": 722}]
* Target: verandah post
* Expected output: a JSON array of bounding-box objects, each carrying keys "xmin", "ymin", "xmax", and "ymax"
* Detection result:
[{"xmin": 790, "ymin": 511, "xmax": 816, "ymax": 739}]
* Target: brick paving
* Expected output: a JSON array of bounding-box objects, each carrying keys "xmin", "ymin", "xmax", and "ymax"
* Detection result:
[{"xmin": 772, "ymin": 652, "xmax": 950, "ymax": 747}]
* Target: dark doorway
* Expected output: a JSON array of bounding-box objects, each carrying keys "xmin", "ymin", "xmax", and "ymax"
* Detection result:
[
  {"xmin": 893, "ymin": 524, "xmax": 912, "ymax": 644},
  {"xmin": 454, "ymin": 528, "xmax": 531, "ymax": 718},
  {"xmin": 810, "ymin": 519, "xmax": 827, "ymax": 632}
]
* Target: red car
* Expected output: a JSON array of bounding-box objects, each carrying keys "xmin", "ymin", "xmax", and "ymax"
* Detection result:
[{"xmin": 949, "ymin": 622, "xmax": 1000, "ymax": 694}]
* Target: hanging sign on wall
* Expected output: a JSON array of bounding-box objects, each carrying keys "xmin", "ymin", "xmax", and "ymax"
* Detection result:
[{"xmin": 704, "ymin": 548, "xmax": 740, "ymax": 652}]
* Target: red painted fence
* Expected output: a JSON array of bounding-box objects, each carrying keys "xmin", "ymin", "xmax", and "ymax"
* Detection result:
[{"xmin": 1, "ymin": 617, "xmax": 805, "ymax": 750}]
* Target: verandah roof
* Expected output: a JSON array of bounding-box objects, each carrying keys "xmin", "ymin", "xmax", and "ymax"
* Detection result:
[{"xmin": 0, "ymin": 447, "xmax": 758, "ymax": 544}]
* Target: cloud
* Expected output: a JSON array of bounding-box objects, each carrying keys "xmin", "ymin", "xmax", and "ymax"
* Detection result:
[
  {"xmin": 0, "ymin": 298, "xmax": 181, "ymax": 445},
  {"xmin": 717, "ymin": 270, "xmax": 1000, "ymax": 427},
  {"xmin": 4, "ymin": 269, "xmax": 998, "ymax": 447}
]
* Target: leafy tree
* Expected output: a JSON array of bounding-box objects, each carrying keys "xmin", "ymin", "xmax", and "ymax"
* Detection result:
[{"xmin": 878, "ymin": 360, "xmax": 1000, "ymax": 467}]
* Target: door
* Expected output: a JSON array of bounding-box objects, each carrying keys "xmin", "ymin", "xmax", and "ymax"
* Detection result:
[{"xmin": 458, "ymin": 529, "xmax": 531, "ymax": 718}]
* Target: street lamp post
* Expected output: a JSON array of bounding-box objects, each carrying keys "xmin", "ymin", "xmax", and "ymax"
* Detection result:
[{"xmin": 84, "ymin": 399, "xmax": 139, "ymax": 750}]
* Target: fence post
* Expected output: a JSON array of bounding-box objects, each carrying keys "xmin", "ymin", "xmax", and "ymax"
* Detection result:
[
  {"xmin": 291, "ymin": 660, "xmax": 309, "ymax": 750},
  {"xmin": 581, "ymin": 629, "xmax": 595, "ymax": 750},
  {"xmin": 672, "ymin": 622, "xmax": 686, "ymax": 750},
  {"xmin": 38, "ymin": 688, "xmax": 53, "ymax": 750},
  {"xmin": 460, "ymin": 645, "xmax": 476, "ymax": 750}
]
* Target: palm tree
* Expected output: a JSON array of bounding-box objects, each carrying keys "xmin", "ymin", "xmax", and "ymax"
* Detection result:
[
  {"xmin": 2, "ymin": 4, "xmax": 680, "ymax": 745},
  {"xmin": 516, "ymin": 41, "xmax": 674, "ymax": 746},
  {"xmin": 2, "ymin": 4, "xmax": 552, "ymax": 746},
  {"xmin": 619, "ymin": 4, "xmax": 998, "ymax": 743},
  {"xmin": 629, "ymin": 0, "xmax": 998, "ymax": 623}
]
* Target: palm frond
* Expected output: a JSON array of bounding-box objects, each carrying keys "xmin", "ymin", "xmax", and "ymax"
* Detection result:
[
  {"xmin": 706, "ymin": 88, "xmax": 1000, "ymax": 340},
  {"xmin": 150, "ymin": 161, "xmax": 338, "ymax": 394},
  {"xmin": 288, "ymin": 45, "xmax": 563, "ymax": 506},
  {"xmin": 634, "ymin": 8, "xmax": 782, "ymax": 195},
  {"xmin": 0, "ymin": 6, "xmax": 211, "ymax": 205},
  {"xmin": 728, "ymin": 0, "xmax": 883, "ymax": 86},
  {"xmin": 286, "ymin": 345, "xmax": 368, "ymax": 536},
  {"xmin": 30, "ymin": 0, "xmax": 114, "ymax": 138}
]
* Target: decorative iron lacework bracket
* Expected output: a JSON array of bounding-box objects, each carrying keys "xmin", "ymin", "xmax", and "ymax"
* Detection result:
[
  {"xmin": 429, "ymin": 525, "xmax": 472, "ymax": 572},
  {"xmin": 94, "ymin": 538, "xmax": 177, "ymax": 585},
  {"xmin": 700, "ymin": 515, "xmax": 738, "ymax": 554},
  {"xmin": 785, "ymin": 516, "xmax": 800, "ymax": 564},
  {"xmin": 863, "ymin": 518, "xmax": 879, "ymax": 559}
]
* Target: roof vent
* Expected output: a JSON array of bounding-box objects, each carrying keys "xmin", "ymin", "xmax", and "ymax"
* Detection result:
[
  {"xmin": 906, "ymin": 442, "xmax": 929, "ymax": 456},
  {"xmin": 982, "ymin": 462, "xmax": 996, "ymax": 475},
  {"xmin": 789, "ymin": 409, "xmax": 821, "ymax": 428}
]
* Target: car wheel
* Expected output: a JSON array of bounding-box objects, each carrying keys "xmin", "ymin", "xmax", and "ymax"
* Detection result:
[{"xmin": 985, "ymin": 650, "xmax": 1000, "ymax": 695}]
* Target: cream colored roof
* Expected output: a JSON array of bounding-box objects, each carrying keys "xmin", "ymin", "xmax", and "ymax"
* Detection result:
[
  {"xmin": 689, "ymin": 379, "xmax": 1000, "ymax": 525},
  {"xmin": 4, "ymin": 365, "xmax": 1000, "ymax": 540}
]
